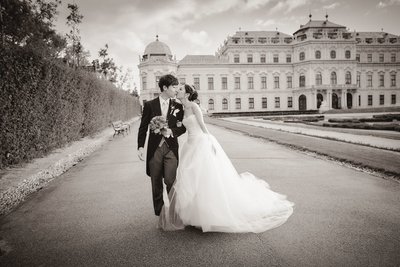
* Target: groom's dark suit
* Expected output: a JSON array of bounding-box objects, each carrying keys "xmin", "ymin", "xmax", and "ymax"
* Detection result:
[{"xmin": 137, "ymin": 97, "xmax": 186, "ymax": 215}]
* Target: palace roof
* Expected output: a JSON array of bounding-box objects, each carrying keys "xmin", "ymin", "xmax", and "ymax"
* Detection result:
[
  {"xmin": 293, "ymin": 20, "xmax": 346, "ymax": 35},
  {"xmin": 179, "ymin": 55, "xmax": 228, "ymax": 64},
  {"xmin": 143, "ymin": 39, "xmax": 172, "ymax": 56},
  {"xmin": 231, "ymin": 31, "xmax": 292, "ymax": 38}
]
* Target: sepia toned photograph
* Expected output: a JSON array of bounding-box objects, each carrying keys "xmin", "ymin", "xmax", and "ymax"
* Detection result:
[{"xmin": 0, "ymin": 0, "xmax": 399, "ymax": 266}]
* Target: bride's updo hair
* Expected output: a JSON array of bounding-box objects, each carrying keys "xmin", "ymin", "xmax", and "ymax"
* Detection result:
[{"xmin": 184, "ymin": 84, "xmax": 198, "ymax": 102}]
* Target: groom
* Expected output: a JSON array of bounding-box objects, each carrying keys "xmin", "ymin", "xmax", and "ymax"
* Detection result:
[{"xmin": 137, "ymin": 74, "xmax": 186, "ymax": 216}]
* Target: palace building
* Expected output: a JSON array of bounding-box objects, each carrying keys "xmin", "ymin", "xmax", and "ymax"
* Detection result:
[{"xmin": 138, "ymin": 16, "xmax": 400, "ymax": 114}]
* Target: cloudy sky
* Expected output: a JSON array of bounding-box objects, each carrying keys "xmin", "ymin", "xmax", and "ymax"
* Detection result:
[{"xmin": 53, "ymin": 0, "xmax": 400, "ymax": 88}]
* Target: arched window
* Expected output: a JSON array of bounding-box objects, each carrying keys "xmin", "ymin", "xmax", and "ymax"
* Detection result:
[
  {"xmin": 331, "ymin": 72, "xmax": 337, "ymax": 85},
  {"xmin": 208, "ymin": 99, "xmax": 214, "ymax": 110},
  {"xmin": 299, "ymin": 75, "xmax": 306, "ymax": 87},
  {"xmin": 222, "ymin": 98, "xmax": 228, "ymax": 110},
  {"xmin": 316, "ymin": 73, "xmax": 322, "ymax": 85},
  {"xmin": 345, "ymin": 71, "xmax": 352, "ymax": 84},
  {"xmin": 345, "ymin": 50, "xmax": 351, "ymax": 59},
  {"xmin": 315, "ymin": 50, "xmax": 321, "ymax": 59},
  {"xmin": 330, "ymin": 50, "xmax": 336, "ymax": 59},
  {"xmin": 299, "ymin": 52, "xmax": 305, "ymax": 61}
]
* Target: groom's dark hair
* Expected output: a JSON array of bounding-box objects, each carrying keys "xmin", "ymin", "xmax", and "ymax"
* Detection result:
[{"xmin": 159, "ymin": 74, "xmax": 178, "ymax": 92}]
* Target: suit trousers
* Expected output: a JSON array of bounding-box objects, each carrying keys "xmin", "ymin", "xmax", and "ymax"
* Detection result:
[{"xmin": 149, "ymin": 142, "xmax": 178, "ymax": 216}]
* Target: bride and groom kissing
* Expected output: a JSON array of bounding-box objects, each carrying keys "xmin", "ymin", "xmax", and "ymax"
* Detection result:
[{"xmin": 137, "ymin": 74, "xmax": 294, "ymax": 233}]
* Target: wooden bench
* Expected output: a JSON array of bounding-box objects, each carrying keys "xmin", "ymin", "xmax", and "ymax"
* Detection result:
[{"xmin": 111, "ymin": 121, "xmax": 130, "ymax": 137}]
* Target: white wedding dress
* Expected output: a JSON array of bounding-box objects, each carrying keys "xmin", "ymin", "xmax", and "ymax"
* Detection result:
[{"xmin": 158, "ymin": 114, "xmax": 294, "ymax": 233}]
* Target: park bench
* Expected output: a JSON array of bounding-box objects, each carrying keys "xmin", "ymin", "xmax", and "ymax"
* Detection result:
[{"xmin": 111, "ymin": 120, "xmax": 130, "ymax": 137}]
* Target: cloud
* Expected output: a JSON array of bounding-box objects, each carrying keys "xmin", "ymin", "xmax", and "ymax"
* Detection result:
[
  {"xmin": 377, "ymin": 0, "xmax": 400, "ymax": 8},
  {"xmin": 255, "ymin": 19, "xmax": 277, "ymax": 27},
  {"xmin": 182, "ymin": 29, "xmax": 212, "ymax": 47},
  {"xmin": 269, "ymin": 0, "xmax": 310, "ymax": 14},
  {"xmin": 323, "ymin": 2, "xmax": 340, "ymax": 9},
  {"xmin": 242, "ymin": 0, "xmax": 274, "ymax": 10}
]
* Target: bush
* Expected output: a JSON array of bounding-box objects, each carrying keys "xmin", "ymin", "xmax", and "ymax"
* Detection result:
[
  {"xmin": 0, "ymin": 46, "xmax": 140, "ymax": 168},
  {"xmin": 372, "ymin": 114, "xmax": 400, "ymax": 121},
  {"xmin": 327, "ymin": 118, "xmax": 361, "ymax": 123}
]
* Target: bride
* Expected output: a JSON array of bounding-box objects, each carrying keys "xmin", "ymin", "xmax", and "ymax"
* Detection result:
[{"xmin": 158, "ymin": 84, "xmax": 294, "ymax": 233}]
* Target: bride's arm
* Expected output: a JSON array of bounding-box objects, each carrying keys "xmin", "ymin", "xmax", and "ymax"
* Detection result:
[{"xmin": 192, "ymin": 103, "xmax": 209, "ymax": 134}]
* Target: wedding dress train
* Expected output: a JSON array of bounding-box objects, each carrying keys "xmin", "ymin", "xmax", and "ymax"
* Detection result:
[{"xmin": 159, "ymin": 114, "xmax": 294, "ymax": 233}]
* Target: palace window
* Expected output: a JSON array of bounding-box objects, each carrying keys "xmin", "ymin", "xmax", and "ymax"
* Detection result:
[
  {"xmin": 315, "ymin": 50, "xmax": 321, "ymax": 59},
  {"xmin": 331, "ymin": 72, "xmax": 337, "ymax": 85},
  {"xmin": 316, "ymin": 73, "xmax": 322, "ymax": 85},
  {"xmin": 274, "ymin": 76, "xmax": 280, "ymax": 89},
  {"xmin": 345, "ymin": 50, "xmax": 351, "ymax": 59},
  {"xmin": 234, "ymin": 54, "xmax": 240, "ymax": 63},
  {"xmin": 379, "ymin": 54, "xmax": 384, "ymax": 63},
  {"xmin": 235, "ymin": 77, "xmax": 241, "ymax": 89},
  {"xmin": 288, "ymin": 97, "xmax": 293, "ymax": 108},
  {"xmin": 249, "ymin": 98, "xmax": 254, "ymax": 109},
  {"xmin": 299, "ymin": 75, "xmax": 306, "ymax": 87},
  {"xmin": 299, "ymin": 52, "xmax": 305, "ymax": 61},
  {"xmin": 248, "ymin": 77, "xmax": 254, "ymax": 89},
  {"xmin": 330, "ymin": 50, "xmax": 336, "ymax": 59},
  {"xmin": 357, "ymin": 73, "xmax": 361, "ymax": 87},
  {"xmin": 367, "ymin": 54, "xmax": 372, "ymax": 62},
  {"xmin": 194, "ymin": 77, "xmax": 200, "ymax": 90},
  {"xmin": 391, "ymin": 74, "xmax": 396, "ymax": 87},
  {"xmin": 392, "ymin": 94, "xmax": 397, "ymax": 104},
  {"xmin": 368, "ymin": 95, "xmax": 373, "ymax": 106},
  {"xmin": 391, "ymin": 53, "xmax": 396, "ymax": 62},
  {"xmin": 260, "ymin": 54, "xmax": 266, "ymax": 63},
  {"xmin": 247, "ymin": 54, "xmax": 253, "ymax": 63},
  {"xmin": 359, "ymin": 95, "xmax": 361, "ymax": 106},
  {"xmin": 345, "ymin": 72, "xmax": 352, "ymax": 84},
  {"xmin": 235, "ymin": 98, "xmax": 241, "ymax": 109},
  {"xmin": 367, "ymin": 74, "xmax": 372, "ymax": 87},
  {"xmin": 208, "ymin": 77, "xmax": 214, "ymax": 90},
  {"xmin": 273, "ymin": 54, "xmax": 279, "ymax": 63},
  {"xmin": 142, "ymin": 76, "xmax": 147, "ymax": 90},
  {"xmin": 379, "ymin": 74, "xmax": 384, "ymax": 87},
  {"xmin": 262, "ymin": 97, "xmax": 267, "ymax": 108},
  {"xmin": 286, "ymin": 55, "xmax": 292, "ymax": 63},
  {"xmin": 208, "ymin": 99, "xmax": 214, "ymax": 110},
  {"xmin": 380, "ymin": 95, "xmax": 384, "ymax": 105},
  {"xmin": 275, "ymin": 97, "xmax": 280, "ymax": 108},
  {"xmin": 221, "ymin": 77, "xmax": 228, "ymax": 90},
  {"xmin": 258, "ymin": 38, "xmax": 267, "ymax": 44},
  {"xmin": 261, "ymin": 76, "xmax": 267, "ymax": 89},
  {"xmin": 287, "ymin": 76, "xmax": 292, "ymax": 88},
  {"xmin": 356, "ymin": 54, "xmax": 360, "ymax": 62},
  {"xmin": 222, "ymin": 98, "xmax": 228, "ymax": 110}
]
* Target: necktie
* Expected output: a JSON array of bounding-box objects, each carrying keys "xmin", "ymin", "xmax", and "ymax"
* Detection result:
[
  {"xmin": 162, "ymin": 100, "xmax": 168, "ymax": 117},
  {"xmin": 159, "ymin": 100, "xmax": 168, "ymax": 147}
]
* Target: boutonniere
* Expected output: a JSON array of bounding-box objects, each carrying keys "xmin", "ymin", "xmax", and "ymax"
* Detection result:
[{"xmin": 170, "ymin": 102, "xmax": 180, "ymax": 117}]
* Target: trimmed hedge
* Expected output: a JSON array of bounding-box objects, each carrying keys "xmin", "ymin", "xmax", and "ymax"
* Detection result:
[
  {"xmin": 0, "ymin": 46, "xmax": 140, "ymax": 168},
  {"xmin": 322, "ymin": 122, "xmax": 400, "ymax": 131}
]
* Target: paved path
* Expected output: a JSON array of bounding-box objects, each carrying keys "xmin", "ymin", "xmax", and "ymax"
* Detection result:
[
  {"xmin": 206, "ymin": 117, "xmax": 400, "ymax": 178},
  {"xmin": 224, "ymin": 117, "xmax": 400, "ymax": 150},
  {"xmin": 0, "ymin": 121, "xmax": 399, "ymax": 266}
]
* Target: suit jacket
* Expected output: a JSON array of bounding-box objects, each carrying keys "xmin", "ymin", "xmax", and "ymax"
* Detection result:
[{"xmin": 137, "ymin": 97, "xmax": 186, "ymax": 176}]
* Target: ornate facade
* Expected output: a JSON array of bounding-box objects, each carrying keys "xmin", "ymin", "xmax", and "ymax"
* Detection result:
[{"xmin": 138, "ymin": 18, "xmax": 400, "ymax": 113}]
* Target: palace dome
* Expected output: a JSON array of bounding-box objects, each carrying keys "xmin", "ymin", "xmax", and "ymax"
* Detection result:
[{"xmin": 143, "ymin": 37, "xmax": 172, "ymax": 56}]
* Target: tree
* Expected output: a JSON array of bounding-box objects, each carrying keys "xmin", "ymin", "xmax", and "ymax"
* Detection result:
[
  {"xmin": 94, "ymin": 44, "xmax": 117, "ymax": 82},
  {"xmin": 65, "ymin": 3, "xmax": 84, "ymax": 67},
  {"xmin": 116, "ymin": 67, "xmax": 135, "ymax": 90},
  {"xmin": 0, "ymin": 0, "xmax": 66, "ymax": 57}
]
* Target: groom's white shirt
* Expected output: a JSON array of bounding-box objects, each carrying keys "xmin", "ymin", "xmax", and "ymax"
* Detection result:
[{"xmin": 159, "ymin": 97, "xmax": 170, "ymax": 118}]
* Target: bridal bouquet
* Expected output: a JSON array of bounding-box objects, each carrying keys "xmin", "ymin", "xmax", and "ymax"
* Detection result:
[{"xmin": 149, "ymin": 116, "xmax": 168, "ymax": 134}]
